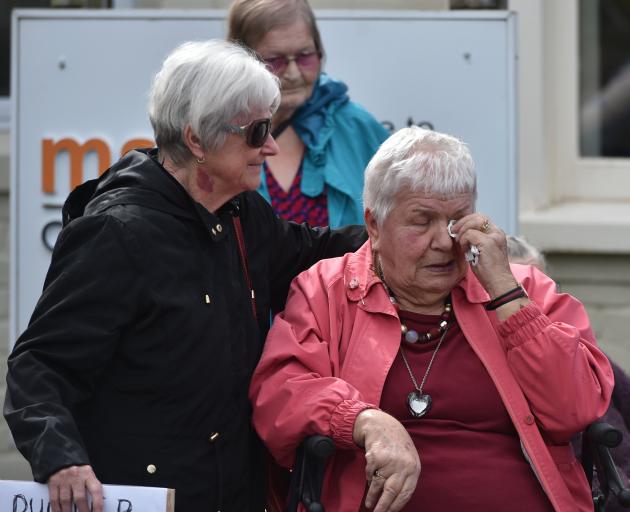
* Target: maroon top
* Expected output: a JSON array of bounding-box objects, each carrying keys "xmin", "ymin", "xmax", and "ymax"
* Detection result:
[
  {"xmin": 367, "ymin": 309, "xmax": 554, "ymax": 511},
  {"xmin": 264, "ymin": 161, "xmax": 329, "ymax": 227}
]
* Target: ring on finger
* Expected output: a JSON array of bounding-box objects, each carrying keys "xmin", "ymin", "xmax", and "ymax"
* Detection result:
[
  {"xmin": 481, "ymin": 218, "xmax": 490, "ymax": 233},
  {"xmin": 373, "ymin": 469, "xmax": 385, "ymax": 479}
]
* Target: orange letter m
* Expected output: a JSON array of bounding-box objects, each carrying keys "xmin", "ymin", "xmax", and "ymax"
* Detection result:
[{"xmin": 42, "ymin": 138, "xmax": 111, "ymax": 194}]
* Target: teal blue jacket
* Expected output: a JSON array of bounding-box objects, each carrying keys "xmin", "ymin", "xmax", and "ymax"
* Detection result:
[{"xmin": 258, "ymin": 74, "xmax": 389, "ymax": 228}]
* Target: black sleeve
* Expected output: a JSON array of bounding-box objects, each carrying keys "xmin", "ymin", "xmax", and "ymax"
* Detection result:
[
  {"xmin": 3, "ymin": 214, "xmax": 143, "ymax": 482},
  {"xmin": 242, "ymin": 192, "xmax": 367, "ymax": 312}
]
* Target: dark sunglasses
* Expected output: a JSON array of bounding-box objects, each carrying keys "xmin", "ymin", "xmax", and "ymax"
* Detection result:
[
  {"xmin": 224, "ymin": 118, "xmax": 272, "ymax": 148},
  {"xmin": 262, "ymin": 51, "xmax": 321, "ymax": 75}
]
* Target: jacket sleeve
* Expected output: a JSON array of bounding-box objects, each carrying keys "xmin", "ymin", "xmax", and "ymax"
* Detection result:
[
  {"xmin": 497, "ymin": 266, "xmax": 614, "ymax": 443},
  {"xmin": 249, "ymin": 270, "xmax": 374, "ymax": 468},
  {"xmin": 243, "ymin": 191, "xmax": 368, "ymax": 312},
  {"xmin": 3, "ymin": 214, "xmax": 143, "ymax": 482}
]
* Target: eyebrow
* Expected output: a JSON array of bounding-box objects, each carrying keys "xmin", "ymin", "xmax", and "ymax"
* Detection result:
[{"xmin": 409, "ymin": 207, "xmax": 470, "ymax": 217}]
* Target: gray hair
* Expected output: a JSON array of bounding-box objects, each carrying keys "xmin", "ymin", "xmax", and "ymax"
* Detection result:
[
  {"xmin": 148, "ymin": 39, "xmax": 280, "ymax": 164},
  {"xmin": 506, "ymin": 235, "xmax": 547, "ymax": 272},
  {"xmin": 228, "ymin": 0, "xmax": 325, "ymax": 60},
  {"xmin": 363, "ymin": 126, "xmax": 477, "ymax": 225}
]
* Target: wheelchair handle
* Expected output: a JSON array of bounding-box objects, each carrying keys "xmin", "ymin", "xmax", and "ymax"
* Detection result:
[
  {"xmin": 587, "ymin": 422, "xmax": 623, "ymax": 448},
  {"xmin": 304, "ymin": 435, "xmax": 335, "ymax": 460}
]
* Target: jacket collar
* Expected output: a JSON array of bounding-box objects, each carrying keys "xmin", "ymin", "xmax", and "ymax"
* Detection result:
[
  {"xmin": 342, "ymin": 241, "xmax": 394, "ymax": 316},
  {"xmin": 342, "ymin": 241, "xmax": 491, "ymax": 310},
  {"xmin": 64, "ymin": 148, "xmax": 241, "ymax": 244}
]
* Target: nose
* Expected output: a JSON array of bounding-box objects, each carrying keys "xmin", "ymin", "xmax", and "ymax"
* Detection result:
[
  {"xmin": 261, "ymin": 134, "xmax": 279, "ymax": 156},
  {"xmin": 431, "ymin": 221, "xmax": 455, "ymax": 251},
  {"xmin": 282, "ymin": 58, "xmax": 301, "ymax": 79}
]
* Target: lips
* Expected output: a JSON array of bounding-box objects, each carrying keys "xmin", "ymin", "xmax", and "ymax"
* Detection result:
[{"xmin": 426, "ymin": 261, "xmax": 456, "ymax": 272}]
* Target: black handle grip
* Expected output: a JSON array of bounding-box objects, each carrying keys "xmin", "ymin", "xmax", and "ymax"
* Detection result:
[
  {"xmin": 304, "ymin": 435, "xmax": 335, "ymax": 460},
  {"xmin": 587, "ymin": 422, "xmax": 623, "ymax": 448}
]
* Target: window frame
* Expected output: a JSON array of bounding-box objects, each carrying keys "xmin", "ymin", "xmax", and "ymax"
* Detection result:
[
  {"xmin": 513, "ymin": 0, "xmax": 630, "ymax": 253},
  {"xmin": 0, "ymin": 98, "xmax": 9, "ymax": 132},
  {"xmin": 551, "ymin": 0, "xmax": 630, "ymax": 202}
]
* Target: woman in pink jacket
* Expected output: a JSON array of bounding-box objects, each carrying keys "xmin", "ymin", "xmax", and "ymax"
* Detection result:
[{"xmin": 249, "ymin": 126, "xmax": 614, "ymax": 512}]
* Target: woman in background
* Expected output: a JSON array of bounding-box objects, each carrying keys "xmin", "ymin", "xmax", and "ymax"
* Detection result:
[{"xmin": 228, "ymin": 0, "xmax": 389, "ymax": 227}]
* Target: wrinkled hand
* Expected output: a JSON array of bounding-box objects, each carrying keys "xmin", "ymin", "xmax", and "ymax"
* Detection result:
[
  {"xmin": 48, "ymin": 465, "xmax": 103, "ymax": 512},
  {"xmin": 353, "ymin": 409, "xmax": 421, "ymax": 512},
  {"xmin": 450, "ymin": 214, "xmax": 517, "ymax": 297}
]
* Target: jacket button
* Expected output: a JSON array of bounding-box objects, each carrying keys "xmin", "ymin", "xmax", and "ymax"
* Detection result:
[
  {"xmin": 348, "ymin": 277, "xmax": 359, "ymax": 290},
  {"xmin": 209, "ymin": 432, "xmax": 220, "ymax": 443},
  {"xmin": 146, "ymin": 464, "xmax": 157, "ymax": 474},
  {"xmin": 524, "ymin": 415, "xmax": 534, "ymax": 425}
]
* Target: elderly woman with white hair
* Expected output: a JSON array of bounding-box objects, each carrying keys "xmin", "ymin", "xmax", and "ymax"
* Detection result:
[
  {"xmin": 250, "ymin": 126, "xmax": 614, "ymax": 512},
  {"xmin": 4, "ymin": 40, "xmax": 365, "ymax": 512}
]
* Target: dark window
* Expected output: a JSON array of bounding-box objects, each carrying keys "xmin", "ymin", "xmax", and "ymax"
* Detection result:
[
  {"xmin": 450, "ymin": 0, "xmax": 507, "ymax": 8},
  {"xmin": 580, "ymin": 0, "xmax": 630, "ymax": 158}
]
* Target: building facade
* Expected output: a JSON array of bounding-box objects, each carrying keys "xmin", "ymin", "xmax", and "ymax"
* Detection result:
[{"xmin": 0, "ymin": 0, "xmax": 628, "ymax": 482}]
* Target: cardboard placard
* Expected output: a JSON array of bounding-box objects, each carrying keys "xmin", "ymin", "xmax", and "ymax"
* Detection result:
[{"xmin": 0, "ymin": 480, "xmax": 174, "ymax": 512}]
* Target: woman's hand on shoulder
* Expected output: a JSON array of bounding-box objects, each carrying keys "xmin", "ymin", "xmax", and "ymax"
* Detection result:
[{"xmin": 353, "ymin": 409, "xmax": 421, "ymax": 512}]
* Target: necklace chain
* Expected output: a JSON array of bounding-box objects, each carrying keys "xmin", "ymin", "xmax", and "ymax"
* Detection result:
[
  {"xmin": 399, "ymin": 323, "xmax": 450, "ymax": 393},
  {"xmin": 372, "ymin": 253, "xmax": 452, "ymax": 417}
]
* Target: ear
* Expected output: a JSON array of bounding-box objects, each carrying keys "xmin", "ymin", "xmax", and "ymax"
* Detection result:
[
  {"xmin": 364, "ymin": 208, "xmax": 381, "ymax": 251},
  {"xmin": 183, "ymin": 125, "xmax": 204, "ymax": 161}
]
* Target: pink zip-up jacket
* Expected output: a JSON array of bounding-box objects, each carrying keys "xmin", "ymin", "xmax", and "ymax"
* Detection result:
[{"xmin": 250, "ymin": 241, "xmax": 614, "ymax": 512}]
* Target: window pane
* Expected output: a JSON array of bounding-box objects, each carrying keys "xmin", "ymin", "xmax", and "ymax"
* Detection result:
[{"xmin": 580, "ymin": 0, "xmax": 630, "ymax": 158}]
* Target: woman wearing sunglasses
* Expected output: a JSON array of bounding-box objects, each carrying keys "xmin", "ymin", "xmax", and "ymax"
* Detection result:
[
  {"xmin": 228, "ymin": 0, "xmax": 389, "ymax": 228},
  {"xmin": 4, "ymin": 40, "xmax": 366, "ymax": 512}
]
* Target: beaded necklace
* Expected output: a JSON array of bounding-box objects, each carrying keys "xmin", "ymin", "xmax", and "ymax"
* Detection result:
[
  {"xmin": 374, "ymin": 256, "xmax": 453, "ymax": 344},
  {"xmin": 397, "ymin": 299, "xmax": 452, "ymax": 344}
]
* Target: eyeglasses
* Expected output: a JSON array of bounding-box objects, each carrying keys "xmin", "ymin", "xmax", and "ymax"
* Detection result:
[
  {"xmin": 262, "ymin": 51, "xmax": 321, "ymax": 75},
  {"xmin": 224, "ymin": 118, "xmax": 272, "ymax": 148}
]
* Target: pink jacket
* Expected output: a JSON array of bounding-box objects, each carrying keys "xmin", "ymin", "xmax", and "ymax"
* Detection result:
[{"xmin": 250, "ymin": 241, "xmax": 614, "ymax": 512}]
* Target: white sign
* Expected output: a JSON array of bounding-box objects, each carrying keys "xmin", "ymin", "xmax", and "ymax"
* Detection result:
[
  {"xmin": 10, "ymin": 9, "xmax": 516, "ymax": 346},
  {"xmin": 0, "ymin": 480, "xmax": 174, "ymax": 512}
]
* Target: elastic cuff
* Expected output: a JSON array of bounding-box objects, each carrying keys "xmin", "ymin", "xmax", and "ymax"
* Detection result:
[
  {"xmin": 496, "ymin": 302, "xmax": 552, "ymax": 347},
  {"xmin": 330, "ymin": 399, "xmax": 376, "ymax": 449}
]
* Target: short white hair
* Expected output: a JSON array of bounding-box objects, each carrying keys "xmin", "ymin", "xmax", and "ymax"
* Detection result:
[
  {"xmin": 148, "ymin": 39, "xmax": 280, "ymax": 164},
  {"xmin": 363, "ymin": 126, "xmax": 477, "ymax": 225}
]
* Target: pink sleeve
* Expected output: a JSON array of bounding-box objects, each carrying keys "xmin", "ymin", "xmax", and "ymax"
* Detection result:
[
  {"xmin": 249, "ymin": 270, "xmax": 375, "ymax": 468},
  {"xmin": 497, "ymin": 269, "xmax": 614, "ymax": 442}
]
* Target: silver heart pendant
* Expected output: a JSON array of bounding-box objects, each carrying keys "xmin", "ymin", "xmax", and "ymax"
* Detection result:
[{"xmin": 407, "ymin": 391, "xmax": 432, "ymax": 418}]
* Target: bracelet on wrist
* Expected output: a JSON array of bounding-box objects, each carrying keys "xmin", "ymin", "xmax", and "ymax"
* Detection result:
[{"xmin": 485, "ymin": 283, "xmax": 528, "ymax": 311}]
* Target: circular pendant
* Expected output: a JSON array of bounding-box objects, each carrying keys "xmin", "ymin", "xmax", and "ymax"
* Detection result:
[{"xmin": 407, "ymin": 391, "xmax": 432, "ymax": 418}]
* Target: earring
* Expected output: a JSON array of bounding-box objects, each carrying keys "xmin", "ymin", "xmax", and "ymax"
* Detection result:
[{"xmin": 196, "ymin": 156, "xmax": 206, "ymax": 164}]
